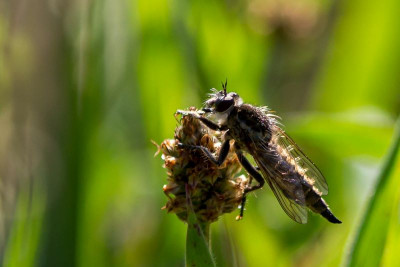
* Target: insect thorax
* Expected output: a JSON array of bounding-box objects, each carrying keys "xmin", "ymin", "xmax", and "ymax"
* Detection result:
[{"xmin": 225, "ymin": 104, "xmax": 272, "ymax": 151}]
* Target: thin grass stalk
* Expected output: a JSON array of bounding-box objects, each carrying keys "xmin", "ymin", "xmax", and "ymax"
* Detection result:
[{"xmin": 347, "ymin": 117, "xmax": 400, "ymax": 266}]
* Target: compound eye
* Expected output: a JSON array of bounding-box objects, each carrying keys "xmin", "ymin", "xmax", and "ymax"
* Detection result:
[{"xmin": 215, "ymin": 98, "xmax": 234, "ymax": 112}]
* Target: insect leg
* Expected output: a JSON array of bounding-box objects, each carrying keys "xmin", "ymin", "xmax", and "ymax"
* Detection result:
[
  {"xmin": 176, "ymin": 110, "xmax": 228, "ymax": 131},
  {"xmin": 236, "ymin": 151, "xmax": 265, "ymax": 219},
  {"xmin": 198, "ymin": 117, "xmax": 228, "ymax": 131},
  {"xmin": 236, "ymin": 152, "xmax": 265, "ymax": 193},
  {"xmin": 178, "ymin": 139, "xmax": 231, "ymax": 166},
  {"xmin": 237, "ymin": 195, "xmax": 247, "ymax": 220}
]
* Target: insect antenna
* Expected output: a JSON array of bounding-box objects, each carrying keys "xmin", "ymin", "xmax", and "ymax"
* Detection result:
[{"xmin": 222, "ymin": 79, "xmax": 228, "ymax": 96}]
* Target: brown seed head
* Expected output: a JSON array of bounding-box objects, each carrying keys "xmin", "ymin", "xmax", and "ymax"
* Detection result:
[{"xmin": 159, "ymin": 109, "xmax": 249, "ymax": 223}]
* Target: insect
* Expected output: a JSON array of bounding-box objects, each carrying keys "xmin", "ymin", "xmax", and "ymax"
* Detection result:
[{"xmin": 177, "ymin": 81, "xmax": 341, "ymax": 224}]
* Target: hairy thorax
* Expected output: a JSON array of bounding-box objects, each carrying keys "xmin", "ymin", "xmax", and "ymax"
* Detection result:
[{"xmin": 224, "ymin": 104, "xmax": 272, "ymax": 152}]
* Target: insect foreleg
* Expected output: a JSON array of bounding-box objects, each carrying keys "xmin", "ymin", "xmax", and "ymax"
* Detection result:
[
  {"xmin": 198, "ymin": 116, "xmax": 228, "ymax": 131},
  {"xmin": 179, "ymin": 139, "xmax": 231, "ymax": 166},
  {"xmin": 176, "ymin": 110, "xmax": 228, "ymax": 131}
]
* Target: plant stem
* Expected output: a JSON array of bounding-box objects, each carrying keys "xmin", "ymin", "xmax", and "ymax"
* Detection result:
[
  {"xmin": 185, "ymin": 184, "xmax": 215, "ymax": 267},
  {"xmin": 186, "ymin": 219, "xmax": 215, "ymax": 267}
]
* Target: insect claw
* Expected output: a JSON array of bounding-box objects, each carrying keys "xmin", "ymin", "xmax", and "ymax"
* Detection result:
[
  {"xmin": 235, "ymin": 215, "xmax": 243, "ymax": 221},
  {"xmin": 175, "ymin": 110, "xmax": 202, "ymax": 119},
  {"xmin": 175, "ymin": 109, "xmax": 189, "ymax": 116}
]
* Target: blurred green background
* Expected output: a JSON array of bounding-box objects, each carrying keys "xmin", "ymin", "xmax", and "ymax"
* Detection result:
[{"xmin": 0, "ymin": 0, "xmax": 399, "ymax": 266}]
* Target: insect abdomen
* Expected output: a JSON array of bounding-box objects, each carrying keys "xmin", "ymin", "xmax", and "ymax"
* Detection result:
[{"xmin": 303, "ymin": 185, "xmax": 341, "ymax": 224}]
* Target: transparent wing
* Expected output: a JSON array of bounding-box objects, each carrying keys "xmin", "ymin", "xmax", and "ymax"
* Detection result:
[
  {"xmin": 274, "ymin": 127, "xmax": 329, "ymax": 195},
  {"xmin": 267, "ymin": 178, "xmax": 308, "ymax": 224},
  {"xmin": 254, "ymin": 156, "xmax": 308, "ymax": 224}
]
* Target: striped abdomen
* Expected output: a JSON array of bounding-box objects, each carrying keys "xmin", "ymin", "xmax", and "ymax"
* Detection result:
[{"xmin": 267, "ymin": 150, "xmax": 341, "ymax": 224}]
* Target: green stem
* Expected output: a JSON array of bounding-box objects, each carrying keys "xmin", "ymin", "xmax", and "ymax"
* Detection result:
[
  {"xmin": 186, "ymin": 219, "xmax": 215, "ymax": 267},
  {"xmin": 185, "ymin": 184, "xmax": 215, "ymax": 267}
]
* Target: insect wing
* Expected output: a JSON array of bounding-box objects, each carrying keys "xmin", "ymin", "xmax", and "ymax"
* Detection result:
[
  {"xmin": 274, "ymin": 127, "xmax": 329, "ymax": 195},
  {"xmin": 254, "ymin": 156, "xmax": 308, "ymax": 224}
]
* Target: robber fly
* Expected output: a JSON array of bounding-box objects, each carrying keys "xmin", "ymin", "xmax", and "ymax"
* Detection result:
[{"xmin": 178, "ymin": 82, "xmax": 341, "ymax": 224}]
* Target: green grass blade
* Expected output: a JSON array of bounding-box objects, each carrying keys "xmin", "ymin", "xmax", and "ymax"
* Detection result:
[
  {"xmin": 185, "ymin": 187, "xmax": 216, "ymax": 267},
  {"xmin": 346, "ymin": 117, "xmax": 400, "ymax": 267}
]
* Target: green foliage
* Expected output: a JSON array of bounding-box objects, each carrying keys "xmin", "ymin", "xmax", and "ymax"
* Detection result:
[
  {"xmin": 347, "ymin": 119, "xmax": 400, "ymax": 267},
  {"xmin": 0, "ymin": 0, "xmax": 400, "ymax": 266}
]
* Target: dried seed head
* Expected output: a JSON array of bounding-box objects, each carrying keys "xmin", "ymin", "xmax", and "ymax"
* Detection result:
[{"xmin": 159, "ymin": 108, "xmax": 249, "ymax": 223}]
